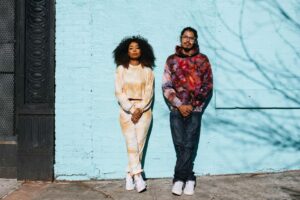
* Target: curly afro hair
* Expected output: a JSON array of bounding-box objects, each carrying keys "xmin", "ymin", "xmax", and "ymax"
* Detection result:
[{"xmin": 113, "ymin": 35, "xmax": 155, "ymax": 69}]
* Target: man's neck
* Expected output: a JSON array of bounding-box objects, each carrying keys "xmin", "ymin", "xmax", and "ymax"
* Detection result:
[{"xmin": 182, "ymin": 48, "xmax": 193, "ymax": 56}]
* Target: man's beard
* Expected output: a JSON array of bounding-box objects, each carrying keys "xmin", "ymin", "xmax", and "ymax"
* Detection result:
[
  {"xmin": 183, "ymin": 47, "xmax": 193, "ymax": 52},
  {"xmin": 183, "ymin": 44, "xmax": 195, "ymax": 52}
]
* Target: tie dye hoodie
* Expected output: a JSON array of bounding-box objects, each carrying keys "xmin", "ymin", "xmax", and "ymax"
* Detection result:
[{"xmin": 162, "ymin": 45, "xmax": 213, "ymax": 112}]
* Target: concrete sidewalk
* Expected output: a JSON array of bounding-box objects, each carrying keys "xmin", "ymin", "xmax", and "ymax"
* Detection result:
[
  {"xmin": 0, "ymin": 179, "xmax": 21, "ymax": 199},
  {"xmin": 1, "ymin": 170, "xmax": 300, "ymax": 200}
]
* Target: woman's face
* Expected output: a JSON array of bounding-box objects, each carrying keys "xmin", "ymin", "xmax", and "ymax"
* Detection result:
[{"xmin": 128, "ymin": 42, "xmax": 141, "ymax": 60}]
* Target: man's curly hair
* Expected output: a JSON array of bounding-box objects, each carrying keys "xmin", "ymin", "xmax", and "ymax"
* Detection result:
[{"xmin": 113, "ymin": 36, "xmax": 155, "ymax": 69}]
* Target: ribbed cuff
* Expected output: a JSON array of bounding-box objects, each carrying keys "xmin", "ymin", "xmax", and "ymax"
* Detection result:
[{"xmin": 173, "ymin": 98, "xmax": 183, "ymax": 108}]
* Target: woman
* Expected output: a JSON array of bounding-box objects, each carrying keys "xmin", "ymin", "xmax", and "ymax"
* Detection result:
[{"xmin": 113, "ymin": 36, "xmax": 155, "ymax": 192}]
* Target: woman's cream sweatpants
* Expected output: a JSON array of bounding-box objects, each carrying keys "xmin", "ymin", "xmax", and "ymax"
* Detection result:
[{"xmin": 119, "ymin": 108, "xmax": 152, "ymax": 175}]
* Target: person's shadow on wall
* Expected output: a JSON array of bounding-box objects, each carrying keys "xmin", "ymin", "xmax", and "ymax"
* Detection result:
[
  {"xmin": 141, "ymin": 82, "xmax": 155, "ymax": 180},
  {"xmin": 141, "ymin": 118, "xmax": 153, "ymax": 180},
  {"xmin": 141, "ymin": 88, "xmax": 213, "ymax": 180}
]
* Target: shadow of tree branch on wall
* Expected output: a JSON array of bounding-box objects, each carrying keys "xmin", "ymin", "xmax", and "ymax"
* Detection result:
[{"xmin": 192, "ymin": 0, "xmax": 300, "ymax": 168}]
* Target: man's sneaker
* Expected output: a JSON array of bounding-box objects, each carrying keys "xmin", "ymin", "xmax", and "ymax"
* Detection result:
[
  {"xmin": 183, "ymin": 180, "xmax": 195, "ymax": 195},
  {"xmin": 134, "ymin": 175, "xmax": 146, "ymax": 193},
  {"xmin": 125, "ymin": 174, "xmax": 135, "ymax": 190},
  {"xmin": 172, "ymin": 181, "xmax": 184, "ymax": 195}
]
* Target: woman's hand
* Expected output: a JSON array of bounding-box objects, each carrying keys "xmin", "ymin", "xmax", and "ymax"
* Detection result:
[{"xmin": 131, "ymin": 108, "xmax": 143, "ymax": 124}]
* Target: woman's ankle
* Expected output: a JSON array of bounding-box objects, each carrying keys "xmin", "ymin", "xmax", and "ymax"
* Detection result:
[{"xmin": 134, "ymin": 173, "xmax": 142, "ymax": 180}]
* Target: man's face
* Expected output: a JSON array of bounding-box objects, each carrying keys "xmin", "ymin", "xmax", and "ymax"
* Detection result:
[{"xmin": 181, "ymin": 30, "xmax": 196, "ymax": 50}]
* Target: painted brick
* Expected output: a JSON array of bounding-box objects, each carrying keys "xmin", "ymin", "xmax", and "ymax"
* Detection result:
[{"xmin": 55, "ymin": 0, "xmax": 300, "ymax": 180}]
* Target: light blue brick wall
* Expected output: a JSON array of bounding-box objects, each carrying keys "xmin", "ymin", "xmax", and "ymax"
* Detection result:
[{"xmin": 55, "ymin": 0, "xmax": 300, "ymax": 180}]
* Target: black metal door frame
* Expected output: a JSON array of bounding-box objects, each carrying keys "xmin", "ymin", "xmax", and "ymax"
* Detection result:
[
  {"xmin": 0, "ymin": 0, "xmax": 17, "ymax": 178},
  {"xmin": 15, "ymin": 0, "xmax": 55, "ymax": 180}
]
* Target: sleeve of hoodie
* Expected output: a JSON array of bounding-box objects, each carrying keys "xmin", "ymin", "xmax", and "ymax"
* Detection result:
[
  {"xmin": 115, "ymin": 66, "xmax": 134, "ymax": 112},
  {"xmin": 134, "ymin": 68, "xmax": 154, "ymax": 112},
  {"xmin": 162, "ymin": 57, "xmax": 183, "ymax": 108},
  {"xmin": 195, "ymin": 56, "xmax": 213, "ymax": 103}
]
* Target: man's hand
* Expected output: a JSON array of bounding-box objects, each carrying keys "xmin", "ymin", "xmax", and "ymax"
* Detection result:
[
  {"xmin": 178, "ymin": 105, "xmax": 193, "ymax": 117},
  {"xmin": 131, "ymin": 108, "xmax": 143, "ymax": 124}
]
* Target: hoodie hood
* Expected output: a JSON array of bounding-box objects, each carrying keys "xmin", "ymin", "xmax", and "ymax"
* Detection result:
[{"xmin": 175, "ymin": 45, "xmax": 199, "ymax": 57}]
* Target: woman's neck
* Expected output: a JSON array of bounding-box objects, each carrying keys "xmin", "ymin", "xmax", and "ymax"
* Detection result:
[{"xmin": 129, "ymin": 60, "xmax": 140, "ymax": 66}]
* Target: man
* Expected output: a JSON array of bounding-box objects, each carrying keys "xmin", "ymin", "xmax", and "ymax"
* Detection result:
[{"xmin": 162, "ymin": 27, "xmax": 213, "ymax": 196}]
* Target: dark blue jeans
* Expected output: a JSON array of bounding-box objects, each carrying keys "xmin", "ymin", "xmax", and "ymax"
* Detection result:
[{"xmin": 170, "ymin": 110, "xmax": 202, "ymax": 183}]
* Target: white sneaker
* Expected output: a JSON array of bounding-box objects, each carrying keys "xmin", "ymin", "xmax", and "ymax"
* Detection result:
[
  {"xmin": 183, "ymin": 180, "xmax": 195, "ymax": 195},
  {"xmin": 125, "ymin": 174, "xmax": 135, "ymax": 190},
  {"xmin": 172, "ymin": 181, "xmax": 184, "ymax": 195},
  {"xmin": 134, "ymin": 175, "xmax": 146, "ymax": 193}
]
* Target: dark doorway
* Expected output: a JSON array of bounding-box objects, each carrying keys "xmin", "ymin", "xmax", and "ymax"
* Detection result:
[{"xmin": 0, "ymin": 0, "xmax": 55, "ymax": 180}]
